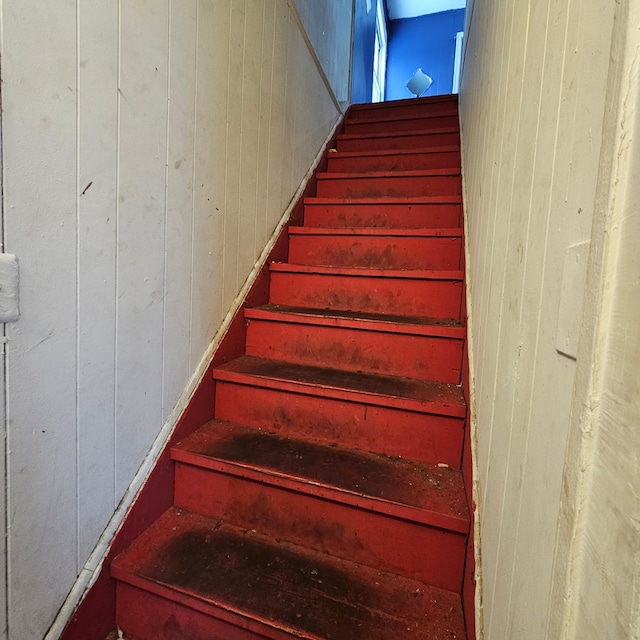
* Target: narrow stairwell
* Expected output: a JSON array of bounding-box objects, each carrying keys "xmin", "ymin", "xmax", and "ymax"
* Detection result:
[{"xmin": 112, "ymin": 95, "xmax": 471, "ymax": 640}]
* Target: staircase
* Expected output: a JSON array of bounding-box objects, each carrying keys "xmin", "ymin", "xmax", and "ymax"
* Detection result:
[{"xmin": 111, "ymin": 95, "xmax": 471, "ymax": 640}]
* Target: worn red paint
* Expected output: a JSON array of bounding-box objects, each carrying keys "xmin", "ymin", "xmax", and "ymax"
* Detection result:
[
  {"xmin": 114, "ymin": 509, "xmax": 467, "ymax": 640},
  {"xmin": 337, "ymin": 128, "xmax": 460, "ymax": 152},
  {"xmin": 288, "ymin": 227, "xmax": 463, "ymax": 270},
  {"xmin": 327, "ymin": 147, "xmax": 461, "ymax": 173},
  {"xmin": 245, "ymin": 313, "xmax": 464, "ymax": 382},
  {"xmin": 343, "ymin": 113, "xmax": 459, "ymax": 135},
  {"xmin": 346, "ymin": 94, "xmax": 458, "ymax": 121},
  {"xmin": 66, "ymin": 94, "xmax": 478, "ymax": 640},
  {"xmin": 315, "ymin": 170, "xmax": 462, "ymax": 198},
  {"xmin": 269, "ymin": 264, "xmax": 464, "ymax": 319},
  {"xmin": 213, "ymin": 379, "xmax": 465, "ymax": 467},
  {"xmin": 303, "ymin": 195, "xmax": 463, "ymax": 229}
]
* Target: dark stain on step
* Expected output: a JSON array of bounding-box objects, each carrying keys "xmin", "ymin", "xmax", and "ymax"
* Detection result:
[
  {"xmin": 140, "ymin": 527, "xmax": 380, "ymax": 639},
  {"xmin": 202, "ymin": 430, "xmax": 467, "ymax": 517}
]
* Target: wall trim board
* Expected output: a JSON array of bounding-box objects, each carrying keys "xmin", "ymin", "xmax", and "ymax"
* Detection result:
[
  {"xmin": 286, "ymin": 0, "xmax": 346, "ymax": 113},
  {"xmin": 458, "ymin": 99, "xmax": 484, "ymax": 640},
  {"xmin": 52, "ymin": 112, "xmax": 346, "ymax": 640}
]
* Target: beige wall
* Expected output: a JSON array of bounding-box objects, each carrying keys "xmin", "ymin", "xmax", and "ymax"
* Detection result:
[
  {"xmin": 459, "ymin": 0, "xmax": 624, "ymax": 636},
  {"xmin": 547, "ymin": 1, "xmax": 640, "ymax": 637},
  {"xmin": 0, "ymin": 1, "xmax": 351, "ymax": 638}
]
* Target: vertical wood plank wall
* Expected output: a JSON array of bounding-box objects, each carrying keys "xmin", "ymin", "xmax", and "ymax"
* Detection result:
[
  {"xmin": 459, "ymin": 0, "xmax": 618, "ymax": 637},
  {"xmin": 545, "ymin": 3, "xmax": 640, "ymax": 637},
  {"xmin": 0, "ymin": 1, "xmax": 350, "ymax": 638}
]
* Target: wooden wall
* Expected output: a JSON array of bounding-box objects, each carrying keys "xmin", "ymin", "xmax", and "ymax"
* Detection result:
[
  {"xmin": 459, "ymin": 0, "xmax": 619, "ymax": 636},
  {"xmin": 0, "ymin": 1, "xmax": 351, "ymax": 638}
]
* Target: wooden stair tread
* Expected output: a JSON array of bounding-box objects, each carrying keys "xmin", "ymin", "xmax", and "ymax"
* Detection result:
[
  {"xmin": 343, "ymin": 110, "xmax": 457, "ymax": 126},
  {"xmin": 337, "ymin": 125, "xmax": 459, "ymax": 142},
  {"xmin": 213, "ymin": 356, "xmax": 466, "ymax": 418},
  {"xmin": 112, "ymin": 508, "xmax": 467, "ymax": 640},
  {"xmin": 349, "ymin": 95, "xmax": 457, "ymax": 111},
  {"xmin": 173, "ymin": 420, "xmax": 469, "ymax": 531},
  {"xmin": 327, "ymin": 145, "xmax": 460, "ymax": 159},
  {"xmin": 269, "ymin": 262, "xmax": 464, "ymax": 280},
  {"xmin": 304, "ymin": 195, "xmax": 461, "ymax": 205},
  {"xmin": 288, "ymin": 226, "xmax": 462, "ymax": 237},
  {"xmin": 317, "ymin": 168, "xmax": 461, "ymax": 180},
  {"xmin": 246, "ymin": 304, "xmax": 465, "ymax": 338}
]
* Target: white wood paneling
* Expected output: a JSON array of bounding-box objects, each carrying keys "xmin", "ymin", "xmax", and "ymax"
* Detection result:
[
  {"xmin": 256, "ymin": 0, "xmax": 277, "ymax": 253},
  {"xmin": 115, "ymin": 1, "xmax": 170, "ymax": 497},
  {"xmin": 239, "ymin": 1, "xmax": 264, "ymax": 272},
  {"xmin": 162, "ymin": 0, "xmax": 198, "ymax": 416},
  {"xmin": 2, "ymin": 3, "xmax": 79, "ymax": 638},
  {"xmin": 460, "ymin": 0, "xmax": 618, "ymax": 637},
  {"xmin": 77, "ymin": 0, "xmax": 119, "ymax": 565},
  {"xmin": 188, "ymin": 0, "xmax": 228, "ymax": 370},
  {"xmin": 223, "ymin": 0, "xmax": 244, "ymax": 307},
  {"xmin": 0, "ymin": 0, "xmax": 350, "ymax": 637}
]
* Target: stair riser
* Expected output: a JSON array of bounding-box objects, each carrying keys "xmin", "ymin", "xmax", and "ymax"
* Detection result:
[
  {"xmin": 288, "ymin": 235, "xmax": 462, "ymax": 270},
  {"xmin": 338, "ymin": 131, "xmax": 459, "ymax": 152},
  {"xmin": 348, "ymin": 100, "xmax": 457, "ymax": 121},
  {"xmin": 117, "ymin": 583, "xmax": 276, "ymax": 640},
  {"xmin": 316, "ymin": 175, "xmax": 461, "ymax": 198},
  {"xmin": 174, "ymin": 465, "xmax": 466, "ymax": 591},
  {"xmin": 269, "ymin": 272, "xmax": 463, "ymax": 319},
  {"xmin": 304, "ymin": 202, "xmax": 462, "ymax": 228},
  {"xmin": 245, "ymin": 320, "xmax": 463, "ymax": 383},
  {"xmin": 343, "ymin": 115, "xmax": 458, "ymax": 135},
  {"xmin": 327, "ymin": 150, "xmax": 461, "ymax": 173},
  {"xmin": 214, "ymin": 381, "xmax": 464, "ymax": 467}
]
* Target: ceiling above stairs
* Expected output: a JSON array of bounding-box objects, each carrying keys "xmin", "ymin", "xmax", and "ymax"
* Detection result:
[{"xmin": 386, "ymin": 0, "xmax": 466, "ymax": 20}]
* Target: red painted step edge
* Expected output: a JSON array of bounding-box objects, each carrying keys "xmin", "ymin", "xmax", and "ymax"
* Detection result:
[
  {"xmin": 212, "ymin": 356, "xmax": 466, "ymax": 418},
  {"xmin": 289, "ymin": 226, "xmax": 463, "ymax": 237},
  {"xmin": 244, "ymin": 305, "xmax": 466, "ymax": 339},
  {"xmin": 171, "ymin": 421, "xmax": 469, "ymax": 533},
  {"xmin": 113, "ymin": 509, "xmax": 467, "ymax": 640},
  {"xmin": 269, "ymin": 262, "xmax": 464, "ymax": 280}
]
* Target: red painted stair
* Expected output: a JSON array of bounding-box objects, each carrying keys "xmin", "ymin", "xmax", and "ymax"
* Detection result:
[{"xmin": 111, "ymin": 95, "xmax": 472, "ymax": 639}]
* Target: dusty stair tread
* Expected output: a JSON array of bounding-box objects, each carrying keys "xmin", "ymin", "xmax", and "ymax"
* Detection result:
[
  {"xmin": 326, "ymin": 148, "xmax": 461, "ymax": 175},
  {"xmin": 316, "ymin": 168, "xmax": 461, "ymax": 180},
  {"xmin": 344, "ymin": 109, "xmax": 457, "ymax": 126},
  {"xmin": 327, "ymin": 145, "xmax": 460, "ymax": 159},
  {"xmin": 288, "ymin": 226, "xmax": 463, "ymax": 238},
  {"xmin": 173, "ymin": 420, "xmax": 469, "ymax": 531},
  {"xmin": 349, "ymin": 94, "xmax": 457, "ymax": 112},
  {"xmin": 245, "ymin": 304, "xmax": 466, "ymax": 339},
  {"xmin": 112, "ymin": 508, "xmax": 467, "ymax": 640},
  {"xmin": 337, "ymin": 125, "xmax": 459, "ymax": 142},
  {"xmin": 213, "ymin": 356, "xmax": 466, "ymax": 418},
  {"xmin": 269, "ymin": 262, "xmax": 464, "ymax": 280},
  {"xmin": 304, "ymin": 195, "xmax": 462, "ymax": 206}
]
